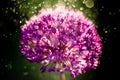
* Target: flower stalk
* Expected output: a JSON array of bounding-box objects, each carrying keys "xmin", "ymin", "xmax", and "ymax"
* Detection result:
[{"xmin": 60, "ymin": 73, "xmax": 66, "ymax": 80}]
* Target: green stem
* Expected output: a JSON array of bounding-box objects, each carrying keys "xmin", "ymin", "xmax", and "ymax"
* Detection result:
[{"xmin": 60, "ymin": 73, "xmax": 66, "ymax": 80}]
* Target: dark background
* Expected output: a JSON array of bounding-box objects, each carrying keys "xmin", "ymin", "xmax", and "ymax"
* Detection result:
[
  {"xmin": 0, "ymin": 0, "xmax": 120, "ymax": 80},
  {"xmin": 95, "ymin": 0, "xmax": 120, "ymax": 80}
]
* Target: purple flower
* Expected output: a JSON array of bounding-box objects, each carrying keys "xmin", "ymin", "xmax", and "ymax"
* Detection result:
[{"xmin": 20, "ymin": 7, "xmax": 102, "ymax": 78}]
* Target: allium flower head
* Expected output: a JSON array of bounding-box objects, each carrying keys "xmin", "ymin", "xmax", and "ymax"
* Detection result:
[{"xmin": 20, "ymin": 7, "xmax": 102, "ymax": 78}]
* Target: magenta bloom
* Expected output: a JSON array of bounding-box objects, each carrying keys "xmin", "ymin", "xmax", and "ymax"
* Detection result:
[{"xmin": 20, "ymin": 7, "xmax": 102, "ymax": 78}]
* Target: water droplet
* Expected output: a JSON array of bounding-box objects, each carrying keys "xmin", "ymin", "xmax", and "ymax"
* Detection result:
[
  {"xmin": 66, "ymin": 2, "xmax": 70, "ymax": 5},
  {"xmin": 17, "ymin": 1, "xmax": 20, "ymax": 4},
  {"xmin": 24, "ymin": 66, "xmax": 27, "ymax": 69},
  {"xmin": 80, "ymin": 7, "xmax": 83, "ymax": 10},
  {"xmin": 23, "ymin": 72, "xmax": 29, "ymax": 76},
  {"xmin": 32, "ymin": 11, "xmax": 34, "ymax": 14},
  {"xmin": 9, "ymin": 33, "xmax": 12, "ymax": 36},
  {"xmin": 16, "ymin": 12, "xmax": 18, "ymax": 14},
  {"xmin": 74, "ymin": 0, "xmax": 77, "ymax": 2},
  {"xmin": 5, "ymin": 64, "xmax": 12, "ymax": 70},
  {"xmin": 39, "ymin": 3, "xmax": 41, "ymax": 7},
  {"xmin": 113, "ymin": 27, "xmax": 117, "ymax": 30},
  {"xmin": 42, "ymin": 1, "xmax": 45, "ymax": 4},
  {"xmin": 22, "ymin": 13, "xmax": 25, "ymax": 16},
  {"xmin": 20, "ymin": 20, "xmax": 22, "ymax": 24},
  {"xmin": 72, "ymin": 4, "xmax": 75, "ymax": 8},
  {"xmin": 83, "ymin": 0, "xmax": 86, "ymax": 4},
  {"xmin": 28, "ymin": 2, "xmax": 30, "ymax": 5},
  {"xmin": 19, "ymin": 5, "xmax": 22, "ymax": 9},
  {"xmin": 101, "ymin": 6, "xmax": 104, "ymax": 8},
  {"xmin": 105, "ymin": 30, "xmax": 108, "ymax": 33},
  {"xmin": 34, "ymin": 6, "xmax": 37, "ymax": 9},
  {"xmin": 84, "ymin": 0, "xmax": 94, "ymax": 8},
  {"xmin": 13, "ymin": 8, "xmax": 16, "ymax": 13},
  {"xmin": 109, "ymin": 12, "xmax": 112, "ymax": 15},
  {"xmin": 64, "ymin": 0, "xmax": 67, "ymax": 2}
]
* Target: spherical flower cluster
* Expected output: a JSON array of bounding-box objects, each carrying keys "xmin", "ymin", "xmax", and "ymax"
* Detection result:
[{"xmin": 20, "ymin": 7, "xmax": 102, "ymax": 78}]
